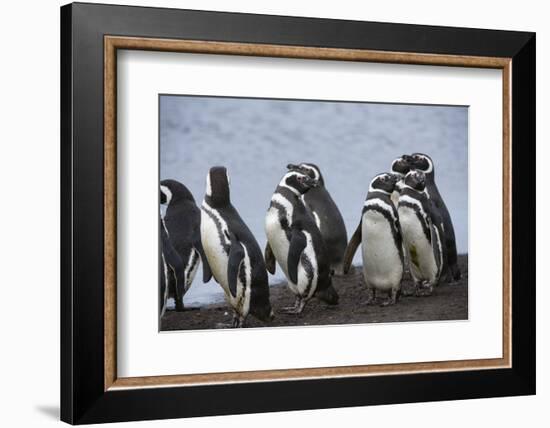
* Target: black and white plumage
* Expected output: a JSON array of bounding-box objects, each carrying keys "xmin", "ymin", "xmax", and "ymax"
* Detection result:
[
  {"xmin": 390, "ymin": 156, "xmax": 411, "ymax": 207},
  {"xmin": 160, "ymin": 179, "xmax": 211, "ymax": 312},
  {"xmin": 286, "ymin": 163, "xmax": 348, "ymax": 275},
  {"xmin": 265, "ymin": 170, "xmax": 339, "ymax": 314},
  {"xmin": 200, "ymin": 167, "xmax": 273, "ymax": 327},
  {"xmin": 343, "ymin": 173, "xmax": 404, "ymax": 306},
  {"xmin": 397, "ymin": 170, "xmax": 445, "ymax": 296},
  {"xmin": 402, "ymin": 153, "xmax": 460, "ymax": 282},
  {"xmin": 390, "ymin": 156, "xmax": 412, "ymax": 273},
  {"xmin": 160, "ymin": 217, "xmax": 186, "ymax": 318}
]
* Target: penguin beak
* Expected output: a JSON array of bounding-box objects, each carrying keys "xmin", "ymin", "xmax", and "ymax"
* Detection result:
[
  {"xmin": 287, "ymin": 163, "xmax": 300, "ymax": 171},
  {"xmin": 304, "ymin": 176, "xmax": 319, "ymax": 188}
]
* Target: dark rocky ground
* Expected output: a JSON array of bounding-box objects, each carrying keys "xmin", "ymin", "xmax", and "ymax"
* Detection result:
[{"xmin": 161, "ymin": 254, "xmax": 468, "ymax": 331}]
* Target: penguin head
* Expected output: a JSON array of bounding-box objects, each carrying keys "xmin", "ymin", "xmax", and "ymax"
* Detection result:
[
  {"xmin": 250, "ymin": 283, "xmax": 274, "ymax": 323},
  {"xmin": 279, "ymin": 170, "xmax": 319, "ymax": 195},
  {"xmin": 205, "ymin": 166, "xmax": 231, "ymax": 207},
  {"xmin": 390, "ymin": 156, "xmax": 410, "ymax": 177},
  {"xmin": 287, "ymin": 163, "xmax": 325, "ymax": 186},
  {"xmin": 403, "ymin": 170, "xmax": 427, "ymax": 191},
  {"xmin": 369, "ymin": 172, "xmax": 399, "ymax": 194},
  {"xmin": 160, "ymin": 179, "xmax": 195, "ymax": 205},
  {"xmin": 403, "ymin": 153, "xmax": 434, "ymax": 175}
]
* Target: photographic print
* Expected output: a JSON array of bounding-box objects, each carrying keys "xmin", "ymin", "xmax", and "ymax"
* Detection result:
[
  {"xmin": 159, "ymin": 95, "xmax": 468, "ymax": 331},
  {"xmin": 61, "ymin": 6, "xmax": 534, "ymax": 422}
]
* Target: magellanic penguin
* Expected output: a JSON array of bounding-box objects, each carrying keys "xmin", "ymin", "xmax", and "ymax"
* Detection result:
[
  {"xmin": 160, "ymin": 179, "xmax": 212, "ymax": 311},
  {"xmin": 286, "ymin": 163, "xmax": 348, "ymax": 275},
  {"xmin": 343, "ymin": 173, "xmax": 404, "ymax": 306},
  {"xmin": 397, "ymin": 170, "xmax": 445, "ymax": 296},
  {"xmin": 402, "ymin": 153, "xmax": 460, "ymax": 282},
  {"xmin": 159, "ymin": 217, "xmax": 186, "ymax": 319},
  {"xmin": 200, "ymin": 167, "xmax": 273, "ymax": 327},
  {"xmin": 265, "ymin": 170, "xmax": 339, "ymax": 314}
]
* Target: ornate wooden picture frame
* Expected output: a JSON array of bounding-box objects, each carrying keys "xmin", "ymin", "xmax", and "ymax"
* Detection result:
[{"xmin": 61, "ymin": 2, "xmax": 535, "ymax": 424}]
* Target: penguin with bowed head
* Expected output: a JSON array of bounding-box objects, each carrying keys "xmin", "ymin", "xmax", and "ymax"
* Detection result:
[
  {"xmin": 264, "ymin": 169, "xmax": 339, "ymax": 314},
  {"xmin": 160, "ymin": 179, "xmax": 212, "ymax": 311},
  {"xmin": 397, "ymin": 170, "xmax": 445, "ymax": 296},
  {"xmin": 343, "ymin": 173, "xmax": 404, "ymax": 306},
  {"xmin": 286, "ymin": 163, "xmax": 348, "ymax": 275},
  {"xmin": 402, "ymin": 153, "xmax": 460, "ymax": 282},
  {"xmin": 200, "ymin": 166, "xmax": 273, "ymax": 328}
]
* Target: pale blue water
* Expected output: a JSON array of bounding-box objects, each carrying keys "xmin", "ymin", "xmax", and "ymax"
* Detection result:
[{"xmin": 160, "ymin": 95, "xmax": 468, "ymax": 306}]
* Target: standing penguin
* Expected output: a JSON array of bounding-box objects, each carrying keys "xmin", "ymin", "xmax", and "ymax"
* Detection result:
[
  {"xmin": 286, "ymin": 163, "xmax": 348, "ymax": 275},
  {"xmin": 402, "ymin": 153, "xmax": 460, "ymax": 282},
  {"xmin": 397, "ymin": 170, "xmax": 445, "ymax": 296},
  {"xmin": 265, "ymin": 169, "xmax": 339, "ymax": 314},
  {"xmin": 160, "ymin": 179, "xmax": 211, "ymax": 311},
  {"xmin": 200, "ymin": 167, "xmax": 273, "ymax": 327},
  {"xmin": 343, "ymin": 173, "xmax": 404, "ymax": 306}
]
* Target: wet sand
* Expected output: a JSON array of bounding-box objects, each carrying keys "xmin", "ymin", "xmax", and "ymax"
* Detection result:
[{"xmin": 161, "ymin": 255, "xmax": 468, "ymax": 331}]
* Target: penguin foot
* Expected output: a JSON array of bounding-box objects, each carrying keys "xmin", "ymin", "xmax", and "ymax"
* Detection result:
[
  {"xmin": 279, "ymin": 298, "xmax": 306, "ymax": 314},
  {"xmin": 381, "ymin": 290, "xmax": 399, "ymax": 307},
  {"xmin": 360, "ymin": 296, "xmax": 375, "ymax": 306},
  {"xmin": 401, "ymin": 288, "xmax": 415, "ymax": 297},
  {"xmin": 415, "ymin": 282, "xmax": 433, "ymax": 297},
  {"xmin": 215, "ymin": 322, "xmax": 234, "ymax": 329},
  {"xmin": 361, "ymin": 288, "xmax": 378, "ymax": 305},
  {"xmin": 279, "ymin": 305, "xmax": 305, "ymax": 315},
  {"xmin": 215, "ymin": 318, "xmax": 245, "ymax": 329},
  {"xmin": 232, "ymin": 318, "xmax": 245, "ymax": 328},
  {"xmin": 280, "ymin": 308, "xmax": 300, "ymax": 314}
]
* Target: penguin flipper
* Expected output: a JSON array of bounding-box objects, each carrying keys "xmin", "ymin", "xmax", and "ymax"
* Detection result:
[
  {"xmin": 194, "ymin": 239, "xmax": 212, "ymax": 283},
  {"xmin": 428, "ymin": 217, "xmax": 446, "ymax": 282},
  {"xmin": 426, "ymin": 203, "xmax": 446, "ymax": 280},
  {"xmin": 227, "ymin": 233, "xmax": 245, "ymax": 298},
  {"xmin": 160, "ymin": 255, "xmax": 167, "ymax": 316},
  {"xmin": 288, "ymin": 229, "xmax": 307, "ymax": 284},
  {"xmin": 161, "ymin": 237, "xmax": 187, "ymax": 310},
  {"xmin": 264, "ymin": 241, "xmax": 276, "ymax": 274},
  {"xmin": 342, "ymin": 221, "xmax": 362, "ymax": 274}
]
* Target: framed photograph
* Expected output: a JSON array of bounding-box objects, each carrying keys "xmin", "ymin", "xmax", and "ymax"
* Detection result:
[{"xmin": 61, "ymin": 2, "xmax": 535, "ymax": 424}]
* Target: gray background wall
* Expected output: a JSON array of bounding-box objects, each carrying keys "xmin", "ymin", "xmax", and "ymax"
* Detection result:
[{"xmin": 160, "ymin": 95, "xmax": 468, "ymax": 305}]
